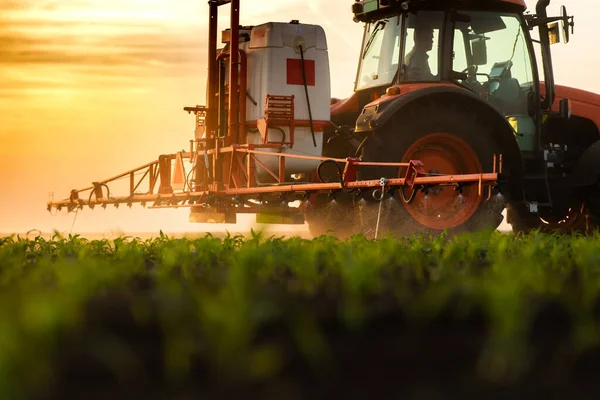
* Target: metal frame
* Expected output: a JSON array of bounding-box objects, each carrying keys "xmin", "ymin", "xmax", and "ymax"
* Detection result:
[
  {"xmin": 46, "ymin": 0, "xmax": 504, "ymax": 223},
  {"xmin": 50, "ymin": 146, "xmax": 502, "ymax": 213}
]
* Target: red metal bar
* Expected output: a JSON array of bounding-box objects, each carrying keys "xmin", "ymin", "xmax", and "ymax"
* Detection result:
[
  {"xmin": 219, "ymin": 173, "xmax": 500, "ymax": 195},
  {"xmin": 234, "ymin": 146, "xmax": 348, "ymax": 163},
  {"xmin": 251, "ymin": 154, "xmax": 280, "ymax": 182},
  {"xmin": 194, "ymin": 1, "xmax": 219, "ymax": 193},
  {"xmin": 246, "ymin": 119, "xmax": 330, "ymax": 132},
  {"xmin": 149, "ymin": 164, "xmax": 157, "ymax": 194},
  {"xmin": 227, "ymin": 151, "xmax": 235, "ymax": 188},
  {"xmin": 357, "ymin": 161, "xmax": 413, "ymax": 167},
  {"xmin": 342, "ymin": 157, "xmax": 360, "ymax": 184},
  {"xmin": 279, "ymin": 156, "xmax": 285, "ymax": 183},
  {"xmin": 48, "ymin": 172, "xmax": 500, "ymax": 211},
  {"xmin": 247, "ymin": 149, "xmax": 255, "ymax": 188},
  {"xmin": 132, "ymin": 168, "xmax": 150, "ymax": 194},
  {"xmin": 229, "ymin": 0, "xmax": 240, "ymax": 143},
  {"xmin": 239, "ymin": 50, "xmax": 247, "ymax": 143},
  {"xmin": 216, "ymin": 50, "xmax": 248, "ymax": 144},
  {"xmin": 234, "ymin": 147, "xmax": 412, "ymax": 168},
  {"xmin": 207, "ymin": 1, "xmax": 218, "ymax": 137},
  {"xmin": 404, "ymin": 160, "xmax": 426, "ymax": 188},
  {"xmin": 229, "ymin": 152, "xmax": 246, "ymax": 189},
  {"xmin": 158, "ymin": 155, "xmax": 173, "ymax": 194},
  {"xmin": 71, "ymin": 159, "xmax": 163, "ymax": 193},
  {"xmin": 488, "ymin": 154, "xmax": 497, "ymax": 200}
]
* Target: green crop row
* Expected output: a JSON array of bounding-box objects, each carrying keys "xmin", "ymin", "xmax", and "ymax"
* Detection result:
[{"xmin": 1, "ymin": 230, "xmax": 600, "ymax": 398}]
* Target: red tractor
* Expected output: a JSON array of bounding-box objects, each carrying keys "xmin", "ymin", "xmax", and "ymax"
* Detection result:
[
  {"xmin": 48, "ymin": 0, "xmax": 600, "ymax": 238},
  {"xmin": 322, "ymin": 0, "xmax": 600, "ymax": 237}
]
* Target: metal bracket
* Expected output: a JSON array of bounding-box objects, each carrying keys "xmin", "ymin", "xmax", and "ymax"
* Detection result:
[
  {"xmin": 92, "ymin": 182, "xmax": 104, "ymax": 201},
  {"xmin": 404, "ymin": 160, "xmax": 426, "ymax": 188},
  {"xmin": 343, "ymin": 157, "xmax": 361, "ymax": 184}
]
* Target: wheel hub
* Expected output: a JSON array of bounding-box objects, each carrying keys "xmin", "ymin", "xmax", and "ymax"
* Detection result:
[
  {"xmin": 426, "ymin": 169, "xmax": 444, "ymax": 196},
  {"xmin": 399, "ymin": 133, "xmax": 483, "ymax": 230}
]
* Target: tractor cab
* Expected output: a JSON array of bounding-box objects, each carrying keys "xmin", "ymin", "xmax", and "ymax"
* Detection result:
[
  {"xmin": 354, "ymin": 2, "xmax": 540, "ymax": 153},
  {"xmin": 351, "ymin": 0, "xmax": 575, "ymax": 159}
]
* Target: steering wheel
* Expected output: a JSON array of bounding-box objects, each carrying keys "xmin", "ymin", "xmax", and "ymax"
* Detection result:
[
  {"xmin": 461, "ymin": 65, "xmax": 478, "ymax": 75},
  {"xmin": 457, "ymin": 65, "xmax": 484, "ymax": 92}
]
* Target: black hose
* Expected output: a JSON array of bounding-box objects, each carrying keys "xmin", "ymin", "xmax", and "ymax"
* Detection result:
[
  {"xmin": 89, "ymin": 183, "xmax": 111, "ymax": 203},
  {"xmin": 317, "ymin": 159, "xmax": 341, "ymax": 183},
  {"xmin": 317, "ymin": 159, "xmax": 355, "ymax": 193},
  {"xmin": 272, "ymin": 126, "xmax": 287, "ymax": 144},
  {"xmin": 354, "ymin": 136, "xmax": 369, "ymax": 158},
  {"xmin": 249, "ymin": 124, "xmax": 286, "ymax": 144},
  {"xmin": 299, "ymin": 45, "xmax": 317, "ymax": 148}
]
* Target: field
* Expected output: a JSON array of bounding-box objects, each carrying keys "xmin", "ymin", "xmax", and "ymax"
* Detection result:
[{"xmin": 2, "ymin": 230, "xmax": 600, "ymax": 399}]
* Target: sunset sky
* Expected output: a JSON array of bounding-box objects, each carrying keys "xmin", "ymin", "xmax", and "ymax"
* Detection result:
[{"xmin": 0, "ymin": 0, "xmax": 597, "ymax": 235}]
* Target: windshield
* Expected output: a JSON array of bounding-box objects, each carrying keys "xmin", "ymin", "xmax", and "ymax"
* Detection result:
[
  {"xmin": 355, "ymin": 11, "xmax": 444, "ymax": 91},
  {"xmin": 355, "ymin": 17, "xmax": 402, "ymax": 91},
  {"xmin": 354, "ymin": 10, "xmax": 536, "ymax": 115},
  {"xmin": 452, "ymin": 12, "xmax": 536, "ymax": 115}
]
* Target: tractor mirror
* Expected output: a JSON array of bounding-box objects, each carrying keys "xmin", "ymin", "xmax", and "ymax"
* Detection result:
[
  {"xmin": 548, "ymin": 22, "xmax": 560, "ymax": 45},
  {"xmin": 561, "ymin": 6, "xmax": 572, "ymax": 44},
  {"xmin": 471, "ymin": 38, "xmax": 487, "ymax": 65}
]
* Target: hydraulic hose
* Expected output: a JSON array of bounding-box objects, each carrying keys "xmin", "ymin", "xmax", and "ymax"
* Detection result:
[
  {"xmin": 317, "ymin": 159, "xmax": 356, "ymax": 193},
  {"xmin": 298, "ymin": 44, "xmax": 318, "ymax": 147}
]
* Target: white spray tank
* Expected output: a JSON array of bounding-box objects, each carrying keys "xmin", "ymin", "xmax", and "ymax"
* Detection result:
[{"xmin": 222, "ymin": 20, "xmax": 331, "ymax": 183}]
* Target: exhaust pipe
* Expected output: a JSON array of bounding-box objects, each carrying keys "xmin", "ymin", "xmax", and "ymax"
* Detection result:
[{"xmin": 536, "ymin": 0, "xmax": 550, "ymax": 14}]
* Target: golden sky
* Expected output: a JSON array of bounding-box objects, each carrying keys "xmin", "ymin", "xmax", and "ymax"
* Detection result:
[{"xmin": 0, "ymin": 0, "xmax": 597, "ymax": 235}]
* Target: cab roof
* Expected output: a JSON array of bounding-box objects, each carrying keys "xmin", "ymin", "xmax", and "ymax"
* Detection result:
[
  {"xmin": 353, "ymin": 0, "xmax": 528, "ymax": 23},
  {"xmin": 503, "ymin": 0, "xmax": 527, "ymax": 8}
]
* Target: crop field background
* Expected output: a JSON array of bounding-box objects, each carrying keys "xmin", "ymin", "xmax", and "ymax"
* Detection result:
[{"xmin": 2, "ymin": 230, "xmax": 600, "ymax": 399}]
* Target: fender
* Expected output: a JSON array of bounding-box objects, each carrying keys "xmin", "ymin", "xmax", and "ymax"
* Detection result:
[
  {"xmin": 355, "ymin": 85, "xmax": 524, "ymax": 181},
  {"xmin": 571, "ymin": 140, "xmax": 600, "ymax": 187}
]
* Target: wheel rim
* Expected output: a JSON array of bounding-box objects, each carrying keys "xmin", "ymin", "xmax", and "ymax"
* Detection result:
[
  {"xmin": 538, "ymin": 202, "xmax": 586, "ymax": 230},
  {"xmin": 399, "ymin": 133, "xmax": 483, "ymax": 230}
]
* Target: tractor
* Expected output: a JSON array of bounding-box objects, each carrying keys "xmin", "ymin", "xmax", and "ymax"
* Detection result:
[
  {"xmin": 47, "ymin": 0, "xmax": 600, "ymax": 239},
  {"xmin": 319, "ymin": 0, "xmax": 600, "ymax": 237}
]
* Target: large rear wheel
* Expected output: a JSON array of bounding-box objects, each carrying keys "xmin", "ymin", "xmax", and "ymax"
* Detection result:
[{"xmin": 360, "ymin": 100, "xmax": 506, "ymax": 237}]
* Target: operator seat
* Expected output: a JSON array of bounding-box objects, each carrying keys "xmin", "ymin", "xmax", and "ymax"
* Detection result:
[
  {"xmin": 491, "ymin": 78, "xmax": 536, "ymax": 151},
  {"xmin": 491, "ymin": 78, "xmax": 525, "ymax": 115}
]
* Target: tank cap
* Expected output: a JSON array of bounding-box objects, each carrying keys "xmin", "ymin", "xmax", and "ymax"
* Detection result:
[{"xmin": 290, "ymin": 20, "xmax": 300, "ymax": 24}]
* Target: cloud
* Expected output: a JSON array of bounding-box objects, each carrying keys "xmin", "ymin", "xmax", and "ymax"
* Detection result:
[
  {"xmin": 0, "ymin": 0, "xmax": 209, "ymax": 101},
  {"xmin": 0, "ymin": 0, "xmax": 205, "ymax": 70},
  {"xmin": 0, "ymin": 0, "xmax": 35, "ymax": 11},
  {"xmin": 0, "ymin": 31, "xmax": 204, "ymax": 67}
]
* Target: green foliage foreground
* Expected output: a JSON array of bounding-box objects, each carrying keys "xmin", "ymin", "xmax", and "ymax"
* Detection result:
[{"xmin": 2, "ymin": 230, "xmax": 600, "ymax": 398}]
